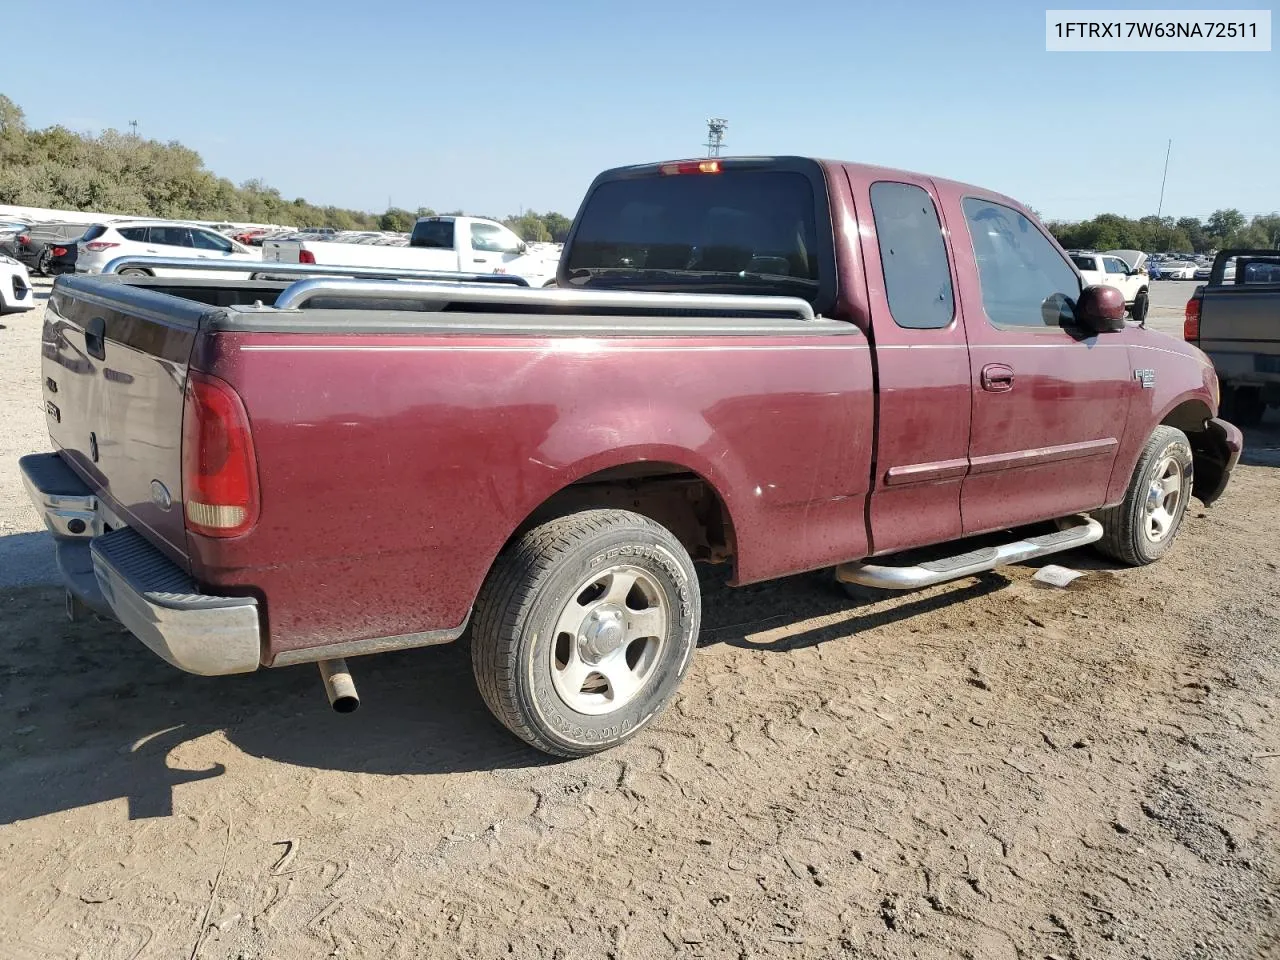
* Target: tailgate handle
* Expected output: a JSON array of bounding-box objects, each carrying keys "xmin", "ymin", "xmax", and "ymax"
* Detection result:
[{"xmin": 84, "ymin": 316, "xmax": 106, "ymax": 360}]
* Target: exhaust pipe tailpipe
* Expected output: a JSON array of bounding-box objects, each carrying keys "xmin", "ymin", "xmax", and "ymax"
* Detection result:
[{"xmin": 318, "ymin": 658, "xmax": 360, "ymax": 713}]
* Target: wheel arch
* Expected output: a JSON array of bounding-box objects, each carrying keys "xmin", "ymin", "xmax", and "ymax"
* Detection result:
[
  {"xmin": 502, "ymin": 453, "xmax": 741, "ymax": 572},
  {"xmin": 1158, "ymin": 395, "xmax": 1233, "ymax": 504}
]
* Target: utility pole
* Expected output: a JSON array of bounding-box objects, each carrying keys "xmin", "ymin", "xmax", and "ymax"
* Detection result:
[
  {"xmin": 705, "ymin": 118, "xmax": 728, "ymax": 157},
  {"xmin": 129, "ymin": 120, "xmax": 138, "ymax": 138},
  {"xmin": 1156, "ymin": 139, "xmax": 1172, "ymax": 218}
]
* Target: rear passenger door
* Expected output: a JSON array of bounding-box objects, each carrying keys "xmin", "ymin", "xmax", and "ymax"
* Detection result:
[
  {"xmin": 854, "ymin": 173, "xmax": 970, "ymax": 555},
  {"xmin": 950, "ymin": 196, "xmax": 1133, "ymax": 534}
]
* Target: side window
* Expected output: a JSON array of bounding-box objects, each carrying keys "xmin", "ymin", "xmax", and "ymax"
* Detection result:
[
  {"xmin": 118, "ymin": 227, "xmax": 148, "ymax": 242},
  {"xmin": 868, "ymin": 181, "xmax": 954, "ymax": 330},
  {"xmin": 1070, "ymin": 255, "xmax": 1097, "ymax": 272},
  {"xmin": 1104, "ymin": 257, "xmax": 1127, "ymax": 275},
  {"xmin": 191, "ymin": 230, "xmax": 233, "ymax": 253},
  {"xmin": 470, "ymin": 222, "xmax": 523, "ymax": 254},
  {"xmin": 150, "ymin": 226, "xmax": 193, "ymax": 248},
  {"xmin": 961, "ymin": 197, "xmax": 1081, "ymax": 329}
]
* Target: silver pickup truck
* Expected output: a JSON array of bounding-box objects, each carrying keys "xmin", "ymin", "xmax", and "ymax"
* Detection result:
[{"xmin": 1185, "ymin": 248, "xmax": 1280, "ymax": 427}]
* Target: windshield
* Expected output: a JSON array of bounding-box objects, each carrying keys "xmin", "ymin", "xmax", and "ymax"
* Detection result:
[{"xmin": 564, "ymin": 169, "xmax": 824, "ymax": 301}]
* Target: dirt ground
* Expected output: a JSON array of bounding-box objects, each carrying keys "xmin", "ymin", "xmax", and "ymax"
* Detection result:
[{"xmin": 1, "ymin": 279, "xmax": 1278, "ymax": 960}]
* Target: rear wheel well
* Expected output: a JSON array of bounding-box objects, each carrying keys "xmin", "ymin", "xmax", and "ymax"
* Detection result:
[{"xmin": 515, "ymin": 463, "xmax": 737, "ymax": 568}]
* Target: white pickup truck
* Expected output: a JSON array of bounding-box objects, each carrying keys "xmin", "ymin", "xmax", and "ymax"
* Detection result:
[
  {"xmin": 1070, "ymin": 250, "xmax": 1150, "ymax": 323},
  {"xmin": 262, "ymin": 216, "xmax": 559, "ymax": 286}
]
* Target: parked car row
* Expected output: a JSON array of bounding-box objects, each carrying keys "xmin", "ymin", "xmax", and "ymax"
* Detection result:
[{"xmin": 0, "ymin": 221, "xmax": 92, "ymax": 276}]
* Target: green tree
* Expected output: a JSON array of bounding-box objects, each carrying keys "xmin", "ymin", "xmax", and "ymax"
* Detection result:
[
  {"xmin": 505, "ymin": 212, "xmax": 552, "ymax": 242},
  {"xmin": 541, "ymin": 212, "xmax": 573, "ymax": 242},
  {"xmin": 1175, "ymin": 217, "xmax": 1206, "ymax": 252},
  {"xmin": 379, "ymin": 207, "xmax": 416, "ymax": 232},
  {"xmin": 1206, "ymin": 209, "xmax": 1246, "ymax": 246},
  {"xmin": 1248, "ymin": 214, "xmax": 1280, "ymax": 248}
]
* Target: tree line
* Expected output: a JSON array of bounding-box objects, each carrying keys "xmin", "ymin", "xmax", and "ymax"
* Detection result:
[
  {"xmin": 1044, "ymin": 210, "xmax": 1280, "ymax": 254},
  {"xmin": 4, "ymin": 94, "xmax": 1274, "ymax": 253},
  {"xmin": 0, "ymin": 94, "xmax": 575, "ymax": 242}
]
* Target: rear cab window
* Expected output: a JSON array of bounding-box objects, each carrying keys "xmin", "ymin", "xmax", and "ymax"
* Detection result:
[
  {"xmin": 410, "ymin": 219, "xmax": 455, "ymax": 249},
  {"xmin": 563, "ymin": 160, "xmax": 835, "ymax": 310},
  {"xmin": 868, "ymin": 181, "xmax": 954, "ymax": 329}
]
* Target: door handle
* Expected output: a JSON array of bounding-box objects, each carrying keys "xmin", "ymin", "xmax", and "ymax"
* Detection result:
[
  {"xmin": 84, "ymin": 316, "xmax": 106, "ymax": 360},
  {"xmin": 980, "ymin": 363, "xmax": 1014, "ymax": 392}
]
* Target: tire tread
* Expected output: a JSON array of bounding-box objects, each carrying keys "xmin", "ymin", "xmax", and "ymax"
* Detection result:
[
  {"xmin": 471, "ymin": 509, "xmax": 682, "ymax": 757},
  {"xmin": 1094, "ymin": 425, "xmax": 1188, "ymax": 565}
]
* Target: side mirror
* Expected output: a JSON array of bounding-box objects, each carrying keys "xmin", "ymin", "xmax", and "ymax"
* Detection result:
[
  {"xmin": 1076, "ymin": 285, "xmax": 1127, "ymax": 333},
  {"xmin": 517, "ymin": 241, "xmax": 529, "ymax": 255}
]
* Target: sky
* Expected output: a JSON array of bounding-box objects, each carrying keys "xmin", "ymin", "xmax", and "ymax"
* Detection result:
[{"xmin": 4, "ymin": 0, "xmax": 1277, "ymax": 222}]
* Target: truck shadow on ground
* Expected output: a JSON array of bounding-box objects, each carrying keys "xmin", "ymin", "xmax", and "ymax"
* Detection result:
[{"xmin": 0, "ymin": 554, "xmax": 1015, "ymax": 824}]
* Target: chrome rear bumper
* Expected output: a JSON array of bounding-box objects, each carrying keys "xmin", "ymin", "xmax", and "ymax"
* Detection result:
[{"xmin": 19, "ymin": 452, "xmax": 262, "ymax": 676}]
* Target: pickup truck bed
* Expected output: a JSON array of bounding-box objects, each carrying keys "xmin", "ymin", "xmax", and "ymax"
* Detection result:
[{"xmin": 32, "ymin": 272, "xmax": 862, "ymax": 668}]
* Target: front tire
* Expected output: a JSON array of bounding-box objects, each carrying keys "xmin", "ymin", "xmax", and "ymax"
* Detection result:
[
  {"xmin": 1094, "ymin": 426, "xmax": 1192, "ymax": 565},
  {"xmin": 119, "ymin": 267, "xmax": 151, "ymax": 278},
  {"xmin": 1128, "ymin": 289, "xmax": 1148, "ymax": 324},
  {"xmin": 471, "ymin": 509, "xmax": 700, "ymax": 757}
]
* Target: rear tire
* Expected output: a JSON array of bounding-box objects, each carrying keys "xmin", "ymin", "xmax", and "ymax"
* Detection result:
[
  {"xmin": 36, "ymin": 249, "xmax": 52, "ymax": 277},
  {"xmin": 1094, "ymin": 425, "xmax": 1192, "ymax": 566},
  {"xmin": 471, "ymin": 509, "xmax": 700, "ymax": 757},
  {"xmin": 119, "ymin": 268, "xmax": 150, "ymax": 278}
]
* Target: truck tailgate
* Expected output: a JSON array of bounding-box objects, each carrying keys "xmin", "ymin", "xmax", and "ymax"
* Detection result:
[
  {"xmin": 1199, "ymin": 284, "xmax": 1280, "ymax": 377},
  {"xmin": 41, "ymin": 278, "xmax": 205, "ymax": 565}
]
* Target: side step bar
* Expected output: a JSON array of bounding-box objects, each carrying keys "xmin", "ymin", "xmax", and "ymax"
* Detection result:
[{"xmin": 836, "ymin": 516, "xmax": 1104, "ymax": 590}]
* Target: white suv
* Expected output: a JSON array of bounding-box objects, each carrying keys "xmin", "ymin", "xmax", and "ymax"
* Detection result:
[
  {"xmin": 77, "ymin": 220, "xmax": 261, "ymax": 278},
  {"xmin": 1070, "ymin": 252, "xmax": 1150, "ymax": 322}
]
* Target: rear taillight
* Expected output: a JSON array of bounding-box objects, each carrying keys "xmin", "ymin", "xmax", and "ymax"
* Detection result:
[
  {"xmin": 85, "ymin": 241, "xmax": 119, "ymax": 252},
  {"xmin": 17, "ymin": 234, "xmax": 29, "ymax": 245},
  {"xmin": 51, "ymin": 247, "xmax": 67, "ymax": 257},
  {"xmin": 182, "ymin": 372, "xmax": 260, "ymax": 538},
  {"xmin": 298, "ymin": 249, "xmax": 316, "ymax": 264},
  {"xmin": 1184, "ymin": 297, "xmax": 1201, "ymax": 341}
]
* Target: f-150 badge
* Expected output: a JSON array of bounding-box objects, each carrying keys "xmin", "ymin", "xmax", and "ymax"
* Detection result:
[{"xmin": 1133, "ymin": 368, "xmax": 1156, "ymax": 389}]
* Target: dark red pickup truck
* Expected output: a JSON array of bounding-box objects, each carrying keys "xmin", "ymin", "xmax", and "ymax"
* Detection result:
[{"xmin": 22, "ymin": 156, "xmax": 1242, "ymax": 756}]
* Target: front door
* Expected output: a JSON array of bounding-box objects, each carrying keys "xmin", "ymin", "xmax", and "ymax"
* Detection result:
[{"xmin": 947, "ymin": 195, "xmax": 1134, "ymax": 535}]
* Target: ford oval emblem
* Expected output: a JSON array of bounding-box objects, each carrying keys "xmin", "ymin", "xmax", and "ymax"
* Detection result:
[{"xmin": 150, "ymin": 480, "xmax": 173, "ymax": 511}]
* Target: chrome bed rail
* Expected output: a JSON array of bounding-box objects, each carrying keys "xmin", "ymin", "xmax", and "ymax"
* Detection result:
[{"xmin": 100, "ymin": 256, "xmax": 819, "ymax": 320}]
